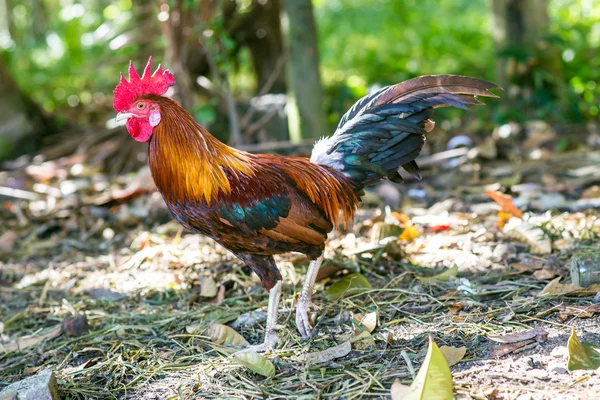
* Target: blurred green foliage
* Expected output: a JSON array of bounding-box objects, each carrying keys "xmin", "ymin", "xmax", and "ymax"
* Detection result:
[
  {"xmin": 1, "ymin": 0, "xmax": 151, "ymax": 121},
  {"xmin": 0, "ymin": 0, "xmax": 598, "ymax": 129}
]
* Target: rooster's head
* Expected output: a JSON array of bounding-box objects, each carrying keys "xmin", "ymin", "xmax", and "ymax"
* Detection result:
[{"xmin": 113, "ymin": 57, "xmax": 175, "ymax": 142}]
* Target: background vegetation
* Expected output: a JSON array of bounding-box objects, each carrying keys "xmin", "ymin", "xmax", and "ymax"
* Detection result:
[{"xmin": 0, "ymin": 0, "xmax": 599, "ymax": 161}]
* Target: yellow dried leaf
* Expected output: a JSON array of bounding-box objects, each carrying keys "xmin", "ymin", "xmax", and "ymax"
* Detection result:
[
  {"xmin": 567, "ymin": 329, "xmax": 600, "ymax": 371},
  {"xmin": 439, "ymin": 345, "xmax": 466, "ymax": 367},
  {"xmin": 539, "ymin": 277, "xmax": 600, "ymax": 297},
  {"xmin": 391, "ymin": 212, "xmax": 411, "ymax": 225},
  {"xmin": 485, "ymin": 191, "xmax": 523, "ymax": 217},
  {"xmin": 353, "ymin": 311, "xmax": 377, "ymax": 333},
  {"xmin": 202, "ymin": 324, "xmax": 249, "ymax": 347},
  {"xmin": 199, "ymin": 276, "xmax": 218, "ymax": 298},
  {"xmin": 399, "ymin": 225, "xmax": 421, "ymax": 242}
]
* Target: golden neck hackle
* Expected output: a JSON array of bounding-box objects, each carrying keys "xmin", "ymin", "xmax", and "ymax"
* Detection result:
[{"xmin": 147, "ymin": 96, "xmax": 253, "ymax": 204}]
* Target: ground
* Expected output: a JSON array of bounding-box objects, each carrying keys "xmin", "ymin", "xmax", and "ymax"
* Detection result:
[{"xmin": 1, "ymin": 148, "xmax": 600, "ymax": 399}]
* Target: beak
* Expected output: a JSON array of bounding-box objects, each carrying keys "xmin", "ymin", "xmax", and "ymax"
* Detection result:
[{"xmin": 115, "ymin": 112, "xmax": 133, "ymax": 123}]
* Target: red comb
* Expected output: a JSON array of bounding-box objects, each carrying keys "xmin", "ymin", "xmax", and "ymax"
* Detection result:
[{"xmin": 113, "ymin": 57, "xmax": 175, "ymax": 112}]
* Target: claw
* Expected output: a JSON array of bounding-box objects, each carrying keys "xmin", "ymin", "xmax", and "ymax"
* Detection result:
[
  {"xmin": 233, "ymin": 331, "xmax": 279, "ymax": 355},
  {"xmin": 296, "ymin": 300, "xmax": 314, "ymax": 338}
]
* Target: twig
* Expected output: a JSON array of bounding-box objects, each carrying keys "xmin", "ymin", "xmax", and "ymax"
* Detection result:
[
  {"xmin": 239, "ymin": 56, "xmax": 285, "ymax": 130},
  {"xmin": 242, "ymin": 108, "xmax": 279, "ymax": 139},
  {"xmin": 417, "ymin": 147, "xmax": 470, "ymax": 168},
  {"xmin": 0, "ymin": 186, "xmax": 41, "ymax": 201},
  {"xmin": 237, "ymin": 138, "xmax": 315, "ymax": 153}
]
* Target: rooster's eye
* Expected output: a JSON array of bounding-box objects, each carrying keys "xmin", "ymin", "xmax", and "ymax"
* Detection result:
[{"xmin": 137, "ymin": 102, "xmax": 145, "ymax": 109}]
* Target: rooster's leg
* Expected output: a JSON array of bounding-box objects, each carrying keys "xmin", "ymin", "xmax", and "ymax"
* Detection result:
[
  {"xmin": 236, "ymin": 279, "xmax": 282, "ymax": 353},
  {"xmin": 234, "ymin": 254, "xmax": 283, "ymax": 353},
  {"xmin": 296, "ymin": 254, "xmax": 324, "ymax": 338}
]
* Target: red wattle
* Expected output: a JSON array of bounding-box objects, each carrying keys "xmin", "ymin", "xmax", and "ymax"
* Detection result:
[{"xmin": 126, "ymin": 117, "xmax": 154, "ymax": 142}]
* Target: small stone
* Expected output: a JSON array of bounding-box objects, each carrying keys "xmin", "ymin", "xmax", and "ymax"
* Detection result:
[
  {"xmin": 0, "ymin": 370, "xmax": 59, "ymax": 400},
  {"xmin": 62, "ymin": 315, "xmax": 89, "ymax": 337},
  {"xmin": 549, "ymin": 363, "xmax": 568, "ymax": 374},
  {"xmin": 491, "ymin": 243, "xmax": 515, "ymax": 262}
]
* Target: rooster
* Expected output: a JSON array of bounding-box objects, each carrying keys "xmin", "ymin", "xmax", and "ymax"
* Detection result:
[{"xmin": 114, "ymin": 57, "xmax": 498, "ymax": 352}]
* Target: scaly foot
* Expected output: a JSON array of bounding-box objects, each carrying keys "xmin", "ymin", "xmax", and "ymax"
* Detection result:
[
  {"xmin": 234, "ymin": 331, "xmax": 279, "ymax": 355},
  {"xmin": 295, "ymin": 299, "xmax": 316, "ymax": 338}
]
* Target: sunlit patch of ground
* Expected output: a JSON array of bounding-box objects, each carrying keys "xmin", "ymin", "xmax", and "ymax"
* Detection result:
[{"xmin": 1, "ymin": 152, "xmax": 600, "ymax": 399}]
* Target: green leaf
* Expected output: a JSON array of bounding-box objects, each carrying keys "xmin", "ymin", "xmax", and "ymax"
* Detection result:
[
  {"xmin": 324, "ymin": 273, "xmax": 372, "ymax": 301},
  {"xmin": 232, "ymin": 351, "xmax": 276, "ymax": 378},
  {"xmin": 400, "ymin": 336, "xmax": 454, "ymax": 400},
  {"xmin": 567, "ymin": 329, "xmax": 600, "ymax": 371},
  {"xmin": 418, "ymin": 265, "xmax": 458, "ymax": 283}
]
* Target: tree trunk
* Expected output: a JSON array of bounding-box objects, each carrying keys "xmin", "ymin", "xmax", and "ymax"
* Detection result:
[
  {"xmin": 490, "ymin": 0, "xmax": 568, "ymax": 116},
  {"xmin": 0, "ymin": 59, "xmax": 52, "ymax": 161},
  {"xmin": 281, "ymin": 0, "xmax": 328, "ymax": 142},
  {"xmin": 234, "ymin": 0, "xmax": 286, "ymax": 93}
]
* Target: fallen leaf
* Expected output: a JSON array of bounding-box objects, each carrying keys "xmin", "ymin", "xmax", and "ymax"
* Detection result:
[
  {"xmin": 62, "ymin": 357, "xmax": 100, "ymax": 375},
  {"xmin": 303, "ymin": 340, "xmax": 352, "ymax": 365},
  {"xmin": 198, "ymin": 277, "xmax": 218, "ymax": 298},
  {"xmin": 429, "ymin": 225, "xmax": 451, "ymax": 233},
  {"xmin": 581, "ymin": 185, "xmax": 600, "ymax": 199},
  {"xmin": 232, "ymin": 351, "xmax": 275, "ymax": 378},
  {"xmin": 371, "ymin": 222, "xmax": 404, "ymax": 242},
  {"xmin": 485, "ymin": 191, "xmax": 523, "ymax": 218},
  {"xmin": 497, "ymin": 211, "xmax": 513, "ymax": 229},
  {"xmin": 504, "ymin": 218, "xmax": 551, "ymax": 254},
  {"xmin": 480, "ymin": 386, "xmax": 498, "ymax": 399},
  {"xmin": 490, "ymin": 340, "xmax": 536, "ymax": 358},
  {"xmin": 391, "ymin": 378, "xmax": 411, "ymax": 400},
  {"xmin": 399, "ymin": 225, "xmax": 421, "ymax": 242},
  {"xmin": 567, "ymin": 329, "xmax": 600, "ymax": 371},
  {"xmin": 324, "ymin": 273, "xmax": 372, "ymax": 301},
  {"xmin": 0, "ymin": 325, "xmax": 61, "ymax": 354},
  {"xmin": 316, "ymin": 264, "xmax": 343, "ymax": 281},
  {"xmin": 512, "ymin": 261, "xmax": 544, "ymax": 274},
  {"xmin": 400, "ymin": 336, "xmax": 454, "ymax": 400},
  {"xmin": 353, "ymin": 311, "xmax": 377, "ymax": 333},
  {"xmin": 533, "ymin": 268, "xmax": 559, "ymax": 280},
  {"xmin": 419, "ymin": 265, "xmax": 458, "ymax": 283},
  {"xmin": 209, "ymin": 285, "xmax": 226, "ymax": 304},
  {"xmin": 391, "ymin": 212, "xmax": 411, "ymax": 224},
  {"xmin": 540, "ymin": 277, "xmax": 600, "ymax": 297},
  {"xmin": 439, "ymin": 345, "xmax": 466, "ymax": 367},
  {"xmin": 487, "ymin": 327, "xmax": 548, "ymax": 344},
  {"xmin": 352, "ymin": 332, "xmax": 376, "ymax": 350},
  {"xmin": 557, "ymin": 304, "xmax": 600, "ymax": 321},
  {"xmin": 196, "ymin": 324, "xmax": 249, "ymax": 347}
]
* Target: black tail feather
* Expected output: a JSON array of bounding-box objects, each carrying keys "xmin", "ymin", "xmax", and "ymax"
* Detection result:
[{"xmin": 311, "ymin": 75, "xmax": 499, "ymax": 193}]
